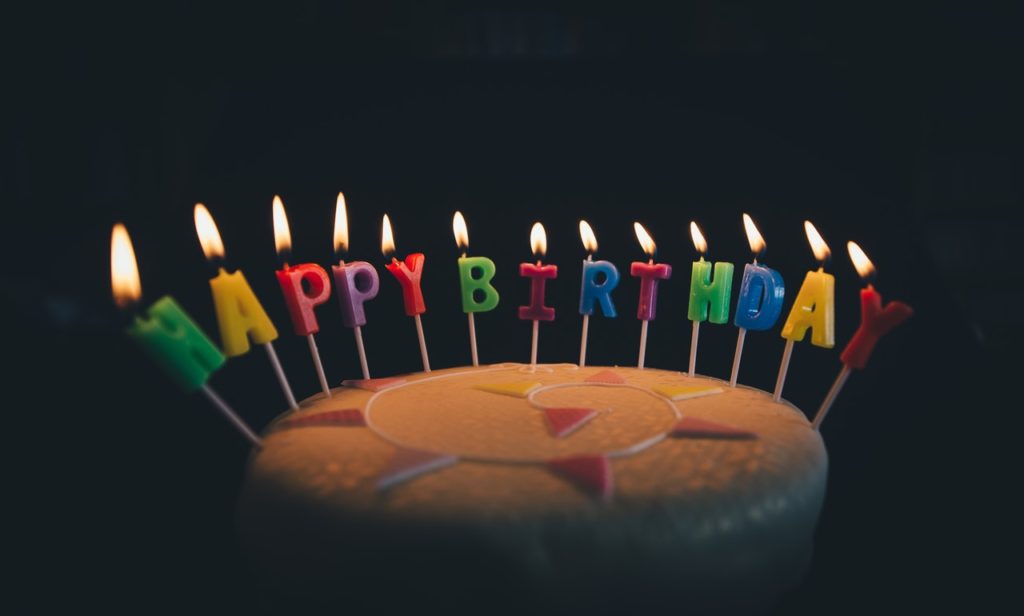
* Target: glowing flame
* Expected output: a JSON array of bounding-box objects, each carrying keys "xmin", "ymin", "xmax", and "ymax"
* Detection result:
[
  {"xmin": 804, "ymin": 220, "xmax": 831, "ymax": 264},
  {"xmin": 530, "ymin": 222, "xmax": 547, "ymax": 259},
  {"xmin": 110, "ymin": 223, "xmax": 142, "ymax": 308},
  {"xmin": 742, "ymin": 213, "xmax": 765, "ymax": 255},
  {"xmin": 194, "ymin": 203, "xmax": 225, "ymax": 261},
  {"xmin": 453, "ymin": 211, "xmax": 469, "ymax": 252},
  {"xmin": 272, "ymin": 195, "xmax": 292, "ymax": 257},
  {"xmin": 847, "ymin": 241, "xmax": 876, "ymax": 280},
  {"xmin": 579, "ymin": 220, "xmax": 598, "ymax": 254},
  {"xmin": 333, "ymin": 192, "xmax": 349, "ymax": 255},
  {"xmin": 381, "ymin": 214, "xmax": 396, "ymax": 257},
  {"xmin": 689, "ymin": 221, "xmax": 707, "ymax": 255},
  {"xmin": 633, "ymin": 222, "xmax": 656, "ymax": 258}
]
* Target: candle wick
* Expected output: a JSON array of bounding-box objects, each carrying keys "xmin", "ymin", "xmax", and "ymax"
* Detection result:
[{"xmin": 647, "ymin": 258, "xmax": 654, "ymax": 265}]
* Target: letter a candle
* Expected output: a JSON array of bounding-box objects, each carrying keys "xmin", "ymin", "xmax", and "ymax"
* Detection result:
[
  {"xmin": 453, "ymin": 211, "xmax": 500, "ymax": 366},
  {"xmin": 578, "ymin": 220, "xmax": 620, "ymax": 367},
  {"xmin": 630, "ymin": 222, "xmax": 671, "ymax": 369},
  {"xmin": 687, "ymin": 222, "xmax": 734, "ymax": 376},
  {"xmin": 381, "ymin": 214, "xmax": 431, "ymax": 372},
  {"xmin": 332, "ymin": 192, "xmax": 379, "ymax": 380},
  {"xmin": 193, "ymin": 203, "xmax": 299, "ymax": 411},
  {"xmin": 519, "ymin": 222, "xmax": 557, "ymax": 370}
]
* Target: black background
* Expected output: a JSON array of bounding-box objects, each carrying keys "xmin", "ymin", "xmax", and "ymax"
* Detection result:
[{"xmin": 6, "ymin": 1, "xmax": 1020, "ymax": 613}]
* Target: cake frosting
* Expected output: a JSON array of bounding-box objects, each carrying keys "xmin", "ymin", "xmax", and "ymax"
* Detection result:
[{"xmin": 237, "ymin": 363, "xmax": 827, "ymax": 613}]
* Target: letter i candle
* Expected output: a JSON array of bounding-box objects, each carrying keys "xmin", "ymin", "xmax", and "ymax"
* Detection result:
[
  {"xmin": 518, "ymin": 222, "xmax": 557, "ymax": 370},
  {"xmin": 687, "ymin": 222, "xmax": 734, "ymax": 376},
  {"xmin": 729, "ymin": 214, "xmax": 785, "ymax": 386},
  {"xmin": 577, "ymin": 220, "xmax": 619, "ymax": 367},
  {"xmin": 630, "ymin": 222, "xmax": 671, "ymax": 369},
  {"xmin": 332, "ymin": 193, "xmax": 379, "ymax": 380},
  {"xmin": 381, "ymin": 214, "xmax": 431, "ymax": 372},
  {"xmin": 452, "ymin": 211, "xmax": 500, "ymax": 366},
  {"xmin": 193, "ymin": 204, "xmax": 299, "ymax": 411}
]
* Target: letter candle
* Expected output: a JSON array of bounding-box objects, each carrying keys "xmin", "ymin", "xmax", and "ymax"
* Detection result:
[
  {"xmin": 577, "ymin": 220, "xmax": 620, "ymax": 367},
  {"xmin": 111, "ymin": 224, "xmax": 262, "ymax": 446},
  {"xmin": 272, "ymin": 196, "xmax": 333, "ymax": 397},
  {"xmin": 193, "ymin": 204, "xmax": 299, "ymax": 411},
  {"xmin": 729, "ymin": 214, "xmax": 785, "ymax": 386},
  {"xmin": 452, "ymin": 211, "xmax": 500, "ymax": 366},
  {"xmin": 773, "ymin": 221, "xmax": 835, "ymax": 402},
  {"xmin": 687, "ymin": 222, "xmax": 734, "ymax": 376},
  {"xmin": 381, "ymin": 214, "xmax": 431, "ymax": 372},
  {"xmin": 630, "ymin": 222, "xmax": 671, "ymax": 369},
  {"xmin": 812, "ymin": 242, "xmax": 913, "ymax": 430},
  {"xmin": 332, "ymin": 193, "xmax": 379, "ymax": 380},
  {"xmin": 518, "ymin": 222, "xmax": 557, "ymax": 370}
]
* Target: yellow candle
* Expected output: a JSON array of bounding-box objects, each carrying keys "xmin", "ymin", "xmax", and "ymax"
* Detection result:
[
  {"xmin": 780, "ymin": 267, "xmax": 835, "ymax": 348},
  {"xmin": 209, "ymin": 267, "xmax": 279, "ymax": 357}
]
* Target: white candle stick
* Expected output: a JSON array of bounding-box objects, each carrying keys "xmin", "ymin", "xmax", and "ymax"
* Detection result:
[
  {"xmin": 263, "ymin": 342, "xmax": 298, "ymax": 411},
  {"xmin": 530, "ymin": 319, "xmax": 540, "ymax": 369},
  {"xmin": 688, "ymin": 321, "xmax": 700, "ymax": 376},
  {"xmin": 200, "ymin": 384, "xmax": 263, "ymax": 447},
  {"xmin": 414, "ymin": 314, "xmax": 431, "ymax": 372},
  {"xmin": 353, "ymin": 325, "xmax": 370, "ymax": 380},
  {"xmin": 773, "ymin": 339, "xmax": 795, "ymax": 402},
  {"xmin": 812, "ymin": 365, "xmax": 851, "ymax": 430},
  {"xmin": 637, "ymin": 319, "xmax": 649, "ymax": 369},
  {"xmin": 306, "ymin": 334, "xmax": 331, "ymax": 397},
  {"xmin": 729, "ymin": 327, "xmax": 747, "ymax": 387},
  {"xmin": 579, "ymin": 314, "xmax": 590, "ymax": 367},
  {"xmin": 468, "ymin": 312, "xmax": 479, "ymax": 367}
]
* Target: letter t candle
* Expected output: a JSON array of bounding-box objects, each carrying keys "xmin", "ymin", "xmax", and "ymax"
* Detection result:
[
  {"xmin": 519, "ymin": 222, "xmax": 557, "ymax": 370},
  {"xmin": 381, "ymin": 214, "xmax": 431, "ymax": 372},
  {"xmin": 630, "ymin": 222, "xmax": 671, "ymax": 369}
]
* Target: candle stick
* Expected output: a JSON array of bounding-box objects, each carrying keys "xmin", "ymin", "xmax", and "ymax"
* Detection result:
[
  {"xmin": 630, "ymin": 223, "xmax": 671, "ymax": 369},
  {"xmin": 111, "ymin": 224, "xmax": 262, "ymax": 447},
  {"xmin": 519, "ymin": 223, "xmax": 557, "ymax": 370},
  {"xmin": 687, "ymin": 222, "xmax": 734, "ymax": 376},
  {"xmin": 272, "ymin": 196, "xmax": 333, "ymax": 397},
  {"xmin": 812, "ymin": 242, "xmax": 912, "ymax": 429},
  {"xmin": 332, "ymin": 192, "xmax": 379, "ymax": 380},
  {"xmin": 774, "ymin": 221, "xmax": 835, "ymax": 402},
  {"xmin": 578, "ymin": 220, "xmax": 620, "ymax": 367},
  {"xmin": 193, "ymin": 204, "xmax": 298, "ymax": 411},
  {"xmin": 729, "ymin": 214, "xmax": 786, "ymax": 387},
  {"xmin": 453, "ymin": 211, "xmax": 500, "ymax": 366},
  {"xmin": 381, "ymin": 214, "xmax": 431, "ymax": 372}
]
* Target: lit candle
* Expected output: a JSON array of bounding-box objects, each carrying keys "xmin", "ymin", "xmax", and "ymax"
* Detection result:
[
  {"xmin": 578, "ymin": 220, "xmax": 620, "ymax": 368},
  {"xmin": 453, "ymin": 211, "xmax": 500, "ymax": 366},
  {"xmin": 729, "ymin": 214, "xmax": 785, "ymax": 387},
  {"xmin": 812, "ymin": 242, "xmax": 913, "ymax": 430},
  {"xmin": 381, "ymin": 214, "xmax": 431, "ymax": 372},
  {"xmin": 193, "ymin": 203, "xmax": 298, "ymax": 411},
  {"xmin": 111, "ymin": 223, "xmax": 261, "ymax": 446},
  {"xmin": 519, "ymin": 222, "xmax": 557, "ymax": 370},
  {"xmin": 331, "ymin": 192, "xmax": 379, "ymax": 380},
  {"xmin": 630, "ymin": 222, "xmax": 671, "ymax": 369},
  {"xmin": 773, "ymin": 220, "xmax": 834, "ymax": 402},
  {"xmin": 272, "ymin": 196, "xmax": 333, "ymax": 397},
  {"xmin": 687, "ymin": 221, "xmax": 734, "ymax": 376}
]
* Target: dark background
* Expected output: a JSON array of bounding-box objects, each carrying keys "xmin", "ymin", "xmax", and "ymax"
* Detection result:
[{"xmin": 6, "ymin": 1, "xmax": 1020, "ymax": 613}]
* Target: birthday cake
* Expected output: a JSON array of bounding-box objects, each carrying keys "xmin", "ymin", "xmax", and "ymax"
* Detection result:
[{"xmin": 237, "ymin": 363, "xmax": 827, "ymax": 614}]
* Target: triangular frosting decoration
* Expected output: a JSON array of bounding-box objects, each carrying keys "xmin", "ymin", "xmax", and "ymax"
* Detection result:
[
  {"xmin": 547, "ymin": 455, "xmax": 613, "ymax": 501},
  {"xmin": 583, "ymin": 370, "xmax": 626, "ymax": 385},
  {"xmin": 653, "ymin": 384, "xmax": 723, "ymax": 401},
  {"xmin": 543, "ymin": 407, "xmax": 598, "ymax": 438},
  {"xmin": 377, "ymin": 448, "xmax": 458, "ymax": 491},
  {"xmin": 273, "ymin": 409, "xmax": 365, "ymax": 431},
  {"xmin": 473, "ymin": 382, "xmax": 541, "ymax": 398},
  {"xmin": 341, "ymin": 377, "xmax": 406, "ymax": 392},
  {"xmin": 670, "ymin": 417, "xmax": 757, "ymax": 440}
]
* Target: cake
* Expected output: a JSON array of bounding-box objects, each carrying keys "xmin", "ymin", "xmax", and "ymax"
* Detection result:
[{"xmin": 237, "ymin": 363, "xmax": 827, "ymax": 614}]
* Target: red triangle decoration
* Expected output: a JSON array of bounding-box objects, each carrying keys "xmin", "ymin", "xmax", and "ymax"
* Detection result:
[
  {"xmin": 583, "ymin": 370, "xmax": 626, "ymax": 385},
  {"xmin": 341, "ymin": 377, "xmax": 406, "ymax": 392},
  {"xmin": 377, "ymin": 448, "xmax": 458, "ymax": 491},
  {"xmin": 543, "ymin": 407, "xmax": 598, "ymax": 438},
  {"xmin": 273, "ymin": 409, "xmax": 365, "ymax": 432},
  {"xmin": 670, "ymin": 417, "xmax": 757, "ymax": 440},
  {"xmin": 547, "ymin": 455, "xmax": 613, "ymax": 501}
]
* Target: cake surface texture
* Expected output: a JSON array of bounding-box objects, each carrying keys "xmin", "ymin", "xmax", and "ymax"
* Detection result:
[{"xmin": 238, "ymin": 363, "xmax": 827, "ymax": 614}]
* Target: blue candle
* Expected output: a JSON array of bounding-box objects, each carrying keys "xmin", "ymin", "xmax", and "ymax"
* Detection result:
[
  {"xmin": 580, "ymin": 260, "xmax": 620, "ymax": 317},
  {"xmin": 734, "ymin": 263, "xmax": 785, "ymax": 330}
]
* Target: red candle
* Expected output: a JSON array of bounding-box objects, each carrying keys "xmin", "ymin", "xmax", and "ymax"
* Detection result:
[
  {"xmin": 519, "ymin": 262, "xmax": 558, "ymax": 321},
  {"xmin": 630, "ymin": 223, "xmax": 672, "ymax": 320},
  {"xmin": 276, "ymin": 264, "xmax": 332, "ymax": 336},
  {"xmin": 381, "ymin": 214, "xmax": 431, "ymax": 372},
  {"xmin": 839, "ymin": 243, "xmax": 913, "ymax": 370}
]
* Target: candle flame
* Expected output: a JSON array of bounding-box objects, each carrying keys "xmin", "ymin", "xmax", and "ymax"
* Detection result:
[
  {"xmin": 193, "ymin": 203, "xmax": 225, "ymax": 261},
  {"xmin": 381, "ymin": 214, "xmax": 396, "ymax": 258},
  {"xmin": 741, "ymin": 213, "xmax": 765, "ymax": 255},
  {"xmin": 530, "ymin": 222, "xmax": 547, "ymax": 259},
  {"xmin": 110, "ymin": 223, "xmax": 142, "ymax": 308},
  {"xmin": 333, "ymin": 192, "xmax": 349, "ymax": 255},
  {"xmin": 633, "ymin": 222, "xmax": 656, "ymax": 258},
  {"xmin": 579, "ymin": 220, "xmax": 598, "ymax": 254},
  {"xmin": 847, "ymin": 241, "xmax": 876, "ymax": 280},
  {"xmin": 804, "ymin": 220, "xmax": 831, "ymax": 264},
  {"xmin": 272, "ymin": 195, "xmax": 292, "ymax": 257},
  {"xmin": 453, "ymin": 211, "xmax": 469, "ymax": 252},
  {"xmin": 689, "ymin": 221, "xmax": 708, "ymax": 255}
]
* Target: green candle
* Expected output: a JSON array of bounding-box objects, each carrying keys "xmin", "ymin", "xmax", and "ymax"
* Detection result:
[
  {"xmin": 127, "ymin": 296, "xmax": 227, "ymax": 391},
  {"xmin": 688, "ymin": 259, "xmax": 734, "ymax": 323},
  {"xmin": 457, "ymin": 256, "xmax": 500, "ymax": 313}
]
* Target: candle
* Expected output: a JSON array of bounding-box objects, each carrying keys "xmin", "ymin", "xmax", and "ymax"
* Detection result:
[
  {"xmin": 193, "ymin": 203, "xmax": 298, "ymax": 411},
  {"xmin": 687, "ymin": 221, "xmax": 734, "ymax": 376},
  {"xmin": 381, "ymin": 214, "xmax": 431, "ymax": 372},
  {"xmin": 812, "ymin": 242, "xmax": 913, "ymax": 429},
  {"xmin": 630, "ymin": 222, "xmax": 671, "ymax": 369},
  {"xmin": 773, "ymin": 220, "xmax": 834, "ymax": 401},
  {"xmin": 453, "ymin": 211, "xmax": 500, "ymax": 366},
  {"xmin": 729, "ymin": 214, "xmax": 785, "ymax": 386},
  {"xmin": 519, "ymin": 222, "xmax": 557, "ymax": 369},
  {"xmin": 331, "ymin": 192, "xmax": 379, "ymax": 380},
  {"xmin": 578, "ymin": 220, "xmax": 620, "ymax": 367},
  {"xmin": 272, "ymin": 196, "xmax": 333, "ymax": 397},
  {"xmin": 111, "ymin": 223, "xmax": 261, "ymax": 446}
]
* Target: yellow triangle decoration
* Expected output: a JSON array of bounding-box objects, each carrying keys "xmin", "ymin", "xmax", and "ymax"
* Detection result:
[
  {"xmin": 653, "ymin": 385, "xmax": 723, "ymax": 401},
  {"xmin": 473, "ymin": 382, "xmax": 542, "ymax": 398}
]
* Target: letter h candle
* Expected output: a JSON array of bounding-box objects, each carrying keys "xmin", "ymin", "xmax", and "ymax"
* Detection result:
[{"xmin": 687, "ymin": 222, "xmax": 734, "ymax": 376}]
